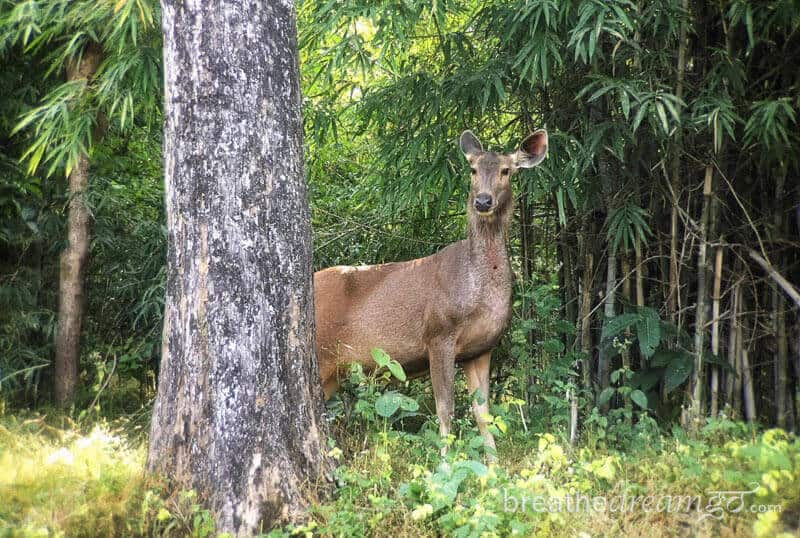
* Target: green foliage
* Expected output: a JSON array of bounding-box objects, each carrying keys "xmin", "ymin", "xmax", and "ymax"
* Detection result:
[
  {"xmin": 601, "ymin": 306, "xmax": 661, "ymax": 359},
  {"xmin": 4, "ymin": 409, "xmax": 797, "ymax": 537},
  {"xmin": 2, "ymin": 0, "xmax": 162, "ymax": 177},
  {"xmin": 274, "ymin": 415, "xmax": 800, "ymax": 537},
  {"xmin": 605, "ymin": 204, "xmax": 652, "ymax": 254},
  {"xmin": 327, "ymin": 349, "xmax": 422, "ymax": 442},
  {"xmin": 651, "ymin": 349, "xmax": 694, "ymax": 394},
  {"xmin": 504, "ymin": 280, "xmax": 579, "ymax": 436}
]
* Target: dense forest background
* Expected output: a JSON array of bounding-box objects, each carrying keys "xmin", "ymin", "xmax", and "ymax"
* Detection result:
[
  {"xmin": 2, "ymin": 0, "xmax": 798, "ymax": 432},
  {"xmin": 2, "ymin": 0, "xmax": 800, "ymax": 534}
]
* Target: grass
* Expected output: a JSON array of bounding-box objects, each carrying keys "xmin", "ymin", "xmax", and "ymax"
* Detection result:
[
  {"xmin": 0, "ymin": 405, "xmax": 798, "ymax": 537},
  {"xmin": 0, "ymin": 413, "xmax": 148, "ymax": 536},
  {"xmin": 0, "ymin": 411, "xmax": 214, "ymax": 537}
]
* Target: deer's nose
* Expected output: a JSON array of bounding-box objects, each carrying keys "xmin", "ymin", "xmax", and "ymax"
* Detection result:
[{"xmin": 474, "ymin": 193, "xmax": 493, "ymax": 212}]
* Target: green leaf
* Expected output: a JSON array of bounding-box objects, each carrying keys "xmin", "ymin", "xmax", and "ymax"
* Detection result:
[
  {"xmin": 610, "ymin": 369, "xmax": 620, "ymax": 384},
  {"xmin": 370, "ymin": 348, "xmax": 390, "ymax": 368},
  {"xmin": 542, "ymin": 338, "xmax": 565, "ymax": 354},
  {"xmin": 636, "ymin": 307, "xmax": 661, "ymax": 358},
  {"xmin": 630, "ymin": 389, "xmax": 648, "ymax": 409},
  {"xmin": 655, "ymin": 101, "xmax": 669, "ymax": 133},
  {"xmin": 601, "ymin": 313, "xmax": 639, "ymax": 340},
  {"xmin": 598, "ymin": 387, "xmax": 615, "ymax": 406},
  {"xmin": 399, "ymin": 395, "xmax": 418, "ymax": 412},
  {"xmin": 375, "ymin": 392, "xmax": 402, "ymax": 418},
  {"xmin": 632, "ymin": 102, "xmax": 649, "ymax": 132},
  {"xmin": 664, "ymin": 355, "xmax": 693, "ymax": 393},
  {"xmin": 469, "ymin": 435, "xmax": 486, "ymax": 449},
  {"xmin": 386, "ymin": 359, "xmax": 407, "ymax": 382},
  {"xmin": 554, "ymin": 319, "xmax": 576, "ymax": 335},
  {"xmin": 620, "ymin": 89, "xmax": 630, "ymax": 119},
  {"xmin": 454, "ymin": 460, "xmax": 488, "ymax": 477},
  {"xmin": 630, "ymin": 368, "xmax": 663, "ymax": 391},
  {"xmin": 650, "ymin": 349, "xmax": 689, "ymax": 368}
]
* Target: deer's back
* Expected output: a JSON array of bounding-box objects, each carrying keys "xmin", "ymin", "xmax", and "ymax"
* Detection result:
[{"xmin": 313, "ymin": 241, "xmax": 512, "ymax": 396}]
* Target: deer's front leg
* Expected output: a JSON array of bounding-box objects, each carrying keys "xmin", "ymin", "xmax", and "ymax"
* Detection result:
[
  {"xmin": 428, "ymin": 338, "xmax": 456, "ymax": 453},
  {"xmin": 464, "ymin": 352, "xmax": 497, "ymax": 461}
]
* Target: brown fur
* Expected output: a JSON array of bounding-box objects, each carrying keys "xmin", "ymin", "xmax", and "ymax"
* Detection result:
[{"xmin": 314, "ymin": 129, "xmax": 548, "ymax": 456}]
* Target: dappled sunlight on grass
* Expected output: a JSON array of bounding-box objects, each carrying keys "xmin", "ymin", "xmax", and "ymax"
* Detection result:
[
  {"xmin": 0, "ymin": 415, "xmax": 147, "ymax": 537},
  {"xmin": 0, "ymin": 410, "xmax": 798, "ymax": 537}
]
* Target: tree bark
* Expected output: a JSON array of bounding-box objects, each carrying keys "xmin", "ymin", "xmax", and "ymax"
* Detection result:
[
  {"xmin": 147, "ymin": 1, "xmax": 330, "ymax": 534},
  {"xmin": 54, "ymin": 43, "xmax": 103, "ymax": 406}
]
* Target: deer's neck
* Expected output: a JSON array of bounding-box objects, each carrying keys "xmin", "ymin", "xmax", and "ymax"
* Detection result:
[{"xmin": 466, "ymin": 212, "xmax": 511, "ymax": 279}]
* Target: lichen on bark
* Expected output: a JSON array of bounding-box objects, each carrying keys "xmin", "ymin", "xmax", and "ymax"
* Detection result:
[{"xmin": 147, "ymin": 1, "xmax": 330, "ymax": 534}]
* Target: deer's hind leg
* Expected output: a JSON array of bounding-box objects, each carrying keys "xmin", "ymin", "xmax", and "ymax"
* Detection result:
[{"xmin": 464, "ymin": 352, "xmax": 497, "ymax": 461}]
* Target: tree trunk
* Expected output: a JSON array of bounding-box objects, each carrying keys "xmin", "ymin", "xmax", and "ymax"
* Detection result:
[
  {"xmin": 147, "ymin": 1, "xmax": 330, "ymax": 534},
  {"xmin": 54, "ymin": 43, "xmax": 103, "ymax": 406}
]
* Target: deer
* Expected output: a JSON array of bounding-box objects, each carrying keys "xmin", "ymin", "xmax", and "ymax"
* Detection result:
[{"xmin": 313, "ymin": 129, "xmax": 548, "ymax": 457}]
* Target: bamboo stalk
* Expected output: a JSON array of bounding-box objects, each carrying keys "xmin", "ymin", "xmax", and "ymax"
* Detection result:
[
  {"xmin": 634, "ymin": 237, "xmax": 645, "ymax": 308},
  {"xmin": 668, "ymin": 0, "xmax": 689, "ymax": 329},
  {"xmin": 748, "ymin": 249, "xmax": 800, "ymax": 310},
  {"xmin": 740, "ymin": 292, "xmax": 757, "ymax": 423},
  {"xmin": 685, "ymin": 165, "xmax": 713, "ymax": 430},
  {"xmin": 733, "ymin": 284, "xmax": 743, "ymax": 417},
  {"xmin": 776, "ymin": 296, "xmax": 789, "ymax": 428},
  {"xmin": 725, "ymin": 278, "xmax": 739, "ymax": 415},
  {"xmin": 710, "ymin": 246, "xmax": 723, "ymax": 417},
  {"xmin": 598, "ymin": 245, "xmax": 618, "ymax": 412},
  {"xmin": 580, "ymin": 246, "xmax": 594, "ymax": 391},
  {"xmin": 569, "ymin": 388, "xmax": 578, "ymax": 446},
  {"xmin": 621, "ymin": 253, "xmax": 632, "ymax": 424},
  {"xmin": 790, "ymin": 321, "xmax": 800, "ymax": 431}
]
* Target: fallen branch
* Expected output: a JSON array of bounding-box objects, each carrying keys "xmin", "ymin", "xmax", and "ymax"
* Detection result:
[{"xmin": 748, "ymin": 248, "xmax": 800, "ymax": 310}]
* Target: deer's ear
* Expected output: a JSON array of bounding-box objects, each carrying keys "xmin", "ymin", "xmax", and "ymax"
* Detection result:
[
  {"xmin": 514, "ymin": 129, "xmax": 548, "ymax": 168},
  {"xmin": 459, "ymin": 130, "xmax": 483, "ymax": 156}
]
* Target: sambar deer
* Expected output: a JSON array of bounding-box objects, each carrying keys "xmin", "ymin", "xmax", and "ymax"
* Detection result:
[{"xmin": 314, "ymin": 129, "xmax": 548, "ymax": 456}]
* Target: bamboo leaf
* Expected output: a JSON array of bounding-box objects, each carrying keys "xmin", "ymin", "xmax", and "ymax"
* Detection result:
[
  {"xmin": 632, "ymin": 102, "xmax": 648, "ymax": 132},
  {"xmin": 655, "ymin": 101, "xmax": 669, "ymax": 133}
]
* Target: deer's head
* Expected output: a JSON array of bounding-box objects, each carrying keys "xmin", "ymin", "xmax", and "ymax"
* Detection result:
[{"xmin": 459, "ymin": 129, "xmax": 548, "ymax": 223}]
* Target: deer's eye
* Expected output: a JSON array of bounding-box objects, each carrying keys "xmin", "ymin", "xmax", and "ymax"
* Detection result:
[
  {"xmin": 470, "ymin": 168, "xmax": 477, "ymax": 175},
  {"xmin": 501, "ymin": 168, "xmax": 510, "ymax": 176}
]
